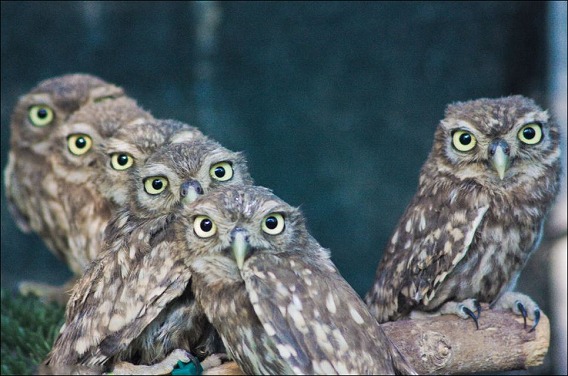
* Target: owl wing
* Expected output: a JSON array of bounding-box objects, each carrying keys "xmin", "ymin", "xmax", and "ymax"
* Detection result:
[
  {"xmin": 242, "ymin": 250, "xmax": 404, "ymax": 375},
  {"xmin": 47, "ymin": 213, "xmax": 190, "ymax": 367},
  {"xmin": 3, "ymin": 155, "xmax": 32, "ymax": 233},
  {"xmin": 367, "ymin": 190, "xmax": 489, "ymax": 321}
]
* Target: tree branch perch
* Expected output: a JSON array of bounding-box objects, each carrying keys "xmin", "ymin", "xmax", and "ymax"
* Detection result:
[
  {"xmin": 203, "ymin": 305, "xmax": 549, "ymax": 375},
  {"xmin": 381, "ymin": 305, "xmax": 549, "ymax": 374}
]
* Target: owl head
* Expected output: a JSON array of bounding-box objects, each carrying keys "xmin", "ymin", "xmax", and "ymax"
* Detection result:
[
  {"xmin": 99, "ymin": 119, "xmax": 204, "ymax": 206},
  {"xmin": 430, "ymin": 95, "xmax": 561, "ymax": 187},
  {"xmin": 10, "ymin": 74, "xmax": 124, "ymax": 150},
  {"xmin": 46, "ymin": 96, "xmax": 152, "ymax": 185},
  {"xmin": 181, "ymin": 185, "xmax": 313, "ymax": 274},
  {"xmin": 130, "ymin": 139, "xmax": 253, "ymax": 218}
]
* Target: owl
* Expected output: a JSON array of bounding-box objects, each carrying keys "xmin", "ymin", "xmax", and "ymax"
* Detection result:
[
  {"xmin": 181, "ymin": 184, "xmax": 416, "ymax": 375},
  {"xmin": 41, "ymin": 139, "xmax": 253, "ymax": 375},
  {"xmin": 365, "ymin": 96, "xmax": 562, "ymax": 331}
]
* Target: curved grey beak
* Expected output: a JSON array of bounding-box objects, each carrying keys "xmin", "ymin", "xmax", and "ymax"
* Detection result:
[
  {"xmin": 231, "ymin": 228, "xmax": 249, "ymax": 270},
  {"xmin": 180, "ymin": 180, "xmax": 204, "ymax": 204},
  {"xmin": 488, "ymin": 139, "xmax": 510, "ymax": 180}
]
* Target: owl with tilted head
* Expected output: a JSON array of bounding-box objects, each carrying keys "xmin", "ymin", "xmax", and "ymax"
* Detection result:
[{"xmin": 365, "ymin": 95, "xmax": 562, "ymax": 331}]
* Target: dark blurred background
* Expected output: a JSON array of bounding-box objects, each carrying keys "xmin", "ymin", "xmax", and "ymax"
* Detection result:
[{"xmin": 1, "ymin": 2, "xmax": 566, "ymax": 374}]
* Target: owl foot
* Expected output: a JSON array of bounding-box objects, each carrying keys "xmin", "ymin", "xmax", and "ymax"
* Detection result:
[
  {"xmin": 18, "ymin": 279, "xmax": 76, "ymax": 305},
  {"xmin": 108, "ymin": 349, "xmax": 195, "ymax": 375},
  {"xmin": 439, "ymin": 299, "xmax": 481, "ymax": 329},
  {"xmin": 409, "ymin": 298, "xmax": 481, "ymax": 329},
  {"xmin": 492, "ymin": 292, "xmax": 540, "ymax": 332}
]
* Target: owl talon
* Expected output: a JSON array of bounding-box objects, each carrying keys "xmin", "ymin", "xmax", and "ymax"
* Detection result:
[
  {"xmin": 474, "ymin": 299, "xmax": 482, "ymax": 318},
  {"xmin": 516, "ymin": 301, "xmax": 528, "ymax": 329},
  {"xmin": 461, "ymin": 306, "xmax": 479, "ymax": 330},
  {"xmin": 529, "ymin": 309, "xmax": 540, "ymax": 333}
]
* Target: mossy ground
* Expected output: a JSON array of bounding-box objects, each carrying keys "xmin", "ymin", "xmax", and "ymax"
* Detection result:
[{"xmin": 0, "ymin": 288, "xmax": 65, "ymax": 375}]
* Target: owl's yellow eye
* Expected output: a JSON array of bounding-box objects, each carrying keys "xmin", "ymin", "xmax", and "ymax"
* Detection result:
[
  {"xmin": 262, "ymin": 213, "xmax": 285, "ymax": 235},
  {"xmin": 210, "ymin": 162, "xmax": 234, "ymax": 182},
  {"xmin": 110, "ymin": 153, "xmax": 134, "ymax": 171},
  {"xmin": 67, "ymin": 134, "xmax": 93, "ymax": 155},
  {"xmin": 518, "ymin": 123, "xmax": 542, "ymax": 145},
  {"xmin": 194, "ymin": 216, "xmax": 217, "ymax": 238},
  {"xmin": 28, "ymin": 105, "xmax": 54, "ymax": 127},
  {"xmin": 451, "ymin": 130, "xmax": 477, "ymax": 152},
  {"xmin": 144, "ymin": 176, "xmax": 168, "ymax": 195}
]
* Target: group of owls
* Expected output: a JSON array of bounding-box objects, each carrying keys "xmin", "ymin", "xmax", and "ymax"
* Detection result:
[{"xmin": 4, "ymin": 73, "xmax": 561, "ymax": 375}]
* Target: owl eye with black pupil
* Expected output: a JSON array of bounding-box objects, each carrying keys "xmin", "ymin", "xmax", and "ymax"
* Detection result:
[
  {"xmin": 523, "ymin": 128, "xmax": 535, "ymax": 139},
  {"xmin": 518, "ymin": 123, "xmax": 543, "ymax": 145},
  {"xmin": 459, "ymin": 133, "xmax": 471, "ymax": 145},
  {"xmin": 117, "ymin": 154, "xmax": 129, "ymax": 165},
  {"xmin": 143, "ymin": 176, "xmax": 168, "ymax": 195},
  {"xmin": 200, "ymin": 219, "xmax": 213, "ymax": 232},
  {"xmin": 194, "ymin": 215, "xmax": 217, "ymax": 237},
  {"xmin": 152, "ymin": 180, "xmax": 163, "ymax": 190},
  {"xmin": 214, "ymin": 167, "xmax": 225, "ymax": 178},
  {"xmin": 67, "ymin": 134, "xmax": 93, "ymax": 155},
  {"xmin": 209, "ymin": 162, "xmax": 233, "ymax": 181},
  {"xmin": 265, "ymin": 216, "xmax": 278, "ymax": 229},
  {"xmin": 28, "ymin": 105, "xmax": 54, "ymax": 127},
  {"xmin": 76, "ymin": 137, "xmax": 86, "ymax": 148},
  {"xmin": 262, "ymin": 213, "xmax": 285, "ymax": 235},
  {"xmin": 451, "ymin": 130, "xmax": 477, "ymax": 152}
]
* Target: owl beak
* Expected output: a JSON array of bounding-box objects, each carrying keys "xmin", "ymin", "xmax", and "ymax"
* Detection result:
[
  {"xmin": 180, "ymin": 180, "xmax": 204, "ymax": 204},
  {"xmin": 489, "ymin": 139, "xmax": 511, "ymax": 180},
  {"xmin": 231, "ymin": 228, "xmax": 250, "ymax": 270}
]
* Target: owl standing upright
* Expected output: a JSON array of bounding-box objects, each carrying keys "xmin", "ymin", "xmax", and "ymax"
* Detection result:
[
  {"xmin": 3, "ymin": 74, "xmax": 154, "ymax": 302},
  {"xmin": 181, "ymin": 185, "xmax": 416, "ymax": 375},
  {"xmin": 365, "ymin": 96, "xmax": 562, "ymax": 330},
  {"xmin": 41, "ymin": 139, "xmax": 253, "ymax": 375}
]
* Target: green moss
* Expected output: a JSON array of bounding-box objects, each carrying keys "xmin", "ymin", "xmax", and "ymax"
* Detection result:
[{"xmin": 0, "ymin": 289, "xmax": 65, "ymax": 375}]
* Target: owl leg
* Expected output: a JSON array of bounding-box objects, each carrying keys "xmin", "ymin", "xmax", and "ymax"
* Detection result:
[
  {"xmin": 108, "ymin": 349, "xmax": 193, "ymax": 375},
  {"xmin": 412, "ymin": 299, "xmax": 481, "ymax": 329},
  {"xmin": 491, "ymin": 291, "xmax": 540, "ymax": 332},
  {"xmin": 18, "ymin": 277, "xmax": 77, "ymax": 305}
]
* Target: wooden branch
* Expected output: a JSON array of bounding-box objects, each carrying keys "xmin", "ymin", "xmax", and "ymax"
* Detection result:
[
  {"xmin": 381, "ymin": 304, "xmax": 549, "ymax": 374},
  {"xmin": 203, "ymin": 305, "xmax": 549, "ymax": 375}
]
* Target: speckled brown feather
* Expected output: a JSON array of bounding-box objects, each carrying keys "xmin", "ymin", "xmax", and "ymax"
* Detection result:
[{"xmin": 365, "ymin": 96, "xmax": 562, "ymax": 323}]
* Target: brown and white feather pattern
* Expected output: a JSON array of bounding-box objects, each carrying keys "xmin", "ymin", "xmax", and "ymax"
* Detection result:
[
  {"xmin": 184, "ymin": 185, "xmax": 416, "ymax": 375},
  {"xmin": 41, "ymin": 139, "xmax": 253, "ymax": 374},
  {"xmin": 365, "ymin": 96, "xmax": 562, "ymax": 322}
]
